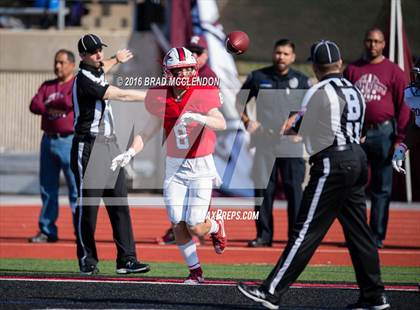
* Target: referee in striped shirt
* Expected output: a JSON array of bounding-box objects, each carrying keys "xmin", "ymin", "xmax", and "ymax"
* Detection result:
[
  {"xmin": 71, "ymin": 34, "xmax": 149, "ymax": 275},
  {"xmin": 238, "ymin": 40, "xmax": 390, "ymax": 310}
]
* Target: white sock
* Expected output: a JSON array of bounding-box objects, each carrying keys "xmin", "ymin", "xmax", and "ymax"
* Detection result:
[
  {"xmin": 178, "ymin": 239, "xmax": 200, "ymax": 270},
  {"xmin": 209, "ymin": 219, "xmax": 219, "ymax": 234}
]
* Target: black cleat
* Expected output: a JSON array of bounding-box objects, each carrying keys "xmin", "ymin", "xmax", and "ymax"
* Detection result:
[
  {"xmin": 80, "ymin": 264, "xmax": 99, "ymax": 276},
  {"xmin": 116, "ymin": 260, "xmax": 151, "ymax": 274},
  {"xmin": 346, "ymin": 294, "xmax": 391, "ymax": 310},
  {"xmin": 237, "ymin": 282, "xmax": 279, "ymax": 310}
]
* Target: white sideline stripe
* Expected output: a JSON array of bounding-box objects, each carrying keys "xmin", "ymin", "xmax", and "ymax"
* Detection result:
[
  {"xmin": 75, "ymin": 196, "xmax": 260, "ymax": 207},
  {"xmin": 269, "ymin": 158, "xmax": 331, "ymax": 294},
  {"xmin": 0, "ymin": 278, "xmax": 417, "ymax": 292},
  {"xmin": 0, "ymin": 277, "xmax": 232, "ymax": 287},
  {"xmin": 1, "ymin": 197, "xmax": 419, "ymax": 210},
  {"xmin": 3, "ymin": 242, "xmax": 418, "ymax": 255}
]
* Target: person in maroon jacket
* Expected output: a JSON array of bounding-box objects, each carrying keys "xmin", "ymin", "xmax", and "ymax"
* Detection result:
[
  {"xmin": 29, "ymin": 49, "xmax": 78, "ymax": 243},
  {"xmin": 344, "ymin": 28, "xmax": 411, "ymax": 249}
]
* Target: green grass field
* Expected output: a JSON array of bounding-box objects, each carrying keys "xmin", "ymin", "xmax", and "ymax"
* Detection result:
[{"xmin": 1, "ymin": 259, "xmax": 419, "ymax": 284}]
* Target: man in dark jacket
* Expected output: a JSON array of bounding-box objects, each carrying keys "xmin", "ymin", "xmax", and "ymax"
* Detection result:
[{"xmin": 237, "ymin": 39, "xmax": 310, "ymax": 246}]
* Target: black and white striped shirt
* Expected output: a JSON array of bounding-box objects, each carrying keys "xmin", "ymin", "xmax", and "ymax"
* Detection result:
[
  {"xmin": 296, "ymin": 73, "xmax": 365, "ymax": 155},
  {"xmin": 73, "ymin": 62, "xmax": 115, "ymax": 137}
]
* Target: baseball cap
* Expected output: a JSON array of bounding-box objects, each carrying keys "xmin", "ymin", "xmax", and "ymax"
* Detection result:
[
  {"xmin": 308, "ymin": 40, "xmax": 341, "ymax": 64},
  {"xmin": 78, "ymin": 34, "xmax": 108, "ymax": 54},
  {"xmin": 186, "ymin": 35, "xmax": 208, "ymax": 54}
]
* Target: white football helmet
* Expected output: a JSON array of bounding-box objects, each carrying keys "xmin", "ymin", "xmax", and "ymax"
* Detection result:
[{"xmin": 163, "ymin": 47, "xmax": 197, "ymax": 78}]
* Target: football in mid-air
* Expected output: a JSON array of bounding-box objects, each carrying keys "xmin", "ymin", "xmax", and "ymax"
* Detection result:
[{"xmin": 225, "ymin": 31, "xmax": 249, "ymax": 55}]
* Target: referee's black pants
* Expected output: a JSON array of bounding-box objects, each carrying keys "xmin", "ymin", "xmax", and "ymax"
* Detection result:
[
  {"xmin": 261, "ymin": 144, "xmax": 385, "ymax": 302},
  {"xmin": 70, "ymin": 135, "xmax": 137, "ymax": 269}
]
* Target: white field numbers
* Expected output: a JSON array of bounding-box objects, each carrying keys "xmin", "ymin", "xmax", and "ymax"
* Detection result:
[
  {"xmin": 174, "ymin": 122, "xmax": 190, "ymax": 149},
  {"xmin": 342, "ymin": 88, "xmax": 362, "ymax": 142}
]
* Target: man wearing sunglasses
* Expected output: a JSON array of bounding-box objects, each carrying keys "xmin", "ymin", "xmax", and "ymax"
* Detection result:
[{"xmin": 344, "ymin": 28, "xmax": 410, "ymax": 249}]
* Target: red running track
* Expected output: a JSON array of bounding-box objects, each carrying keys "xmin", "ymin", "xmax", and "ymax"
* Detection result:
[{"xmin": 0, "ymin": 205, "xmax": 419, "ymax": 266}]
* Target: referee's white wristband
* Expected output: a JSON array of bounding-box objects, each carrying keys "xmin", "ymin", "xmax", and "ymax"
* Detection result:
[{"xmin": 127, "ymin": 147, "xmax": 136, "ymax": 157}]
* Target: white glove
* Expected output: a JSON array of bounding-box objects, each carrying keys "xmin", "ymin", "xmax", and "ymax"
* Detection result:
[
  {"xmin": 110, "ymin": 148, "xmax": 136, "ymax": 171},
  {"xmin": 392, "ymin": 143, "xmax": 408, "ymax": 174},
  {"xmin": 180, "ymin": 112, "xmax": 206, "ymax": 125}
]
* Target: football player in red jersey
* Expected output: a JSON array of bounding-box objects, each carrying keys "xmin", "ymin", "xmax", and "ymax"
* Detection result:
[
  {"xmin": 111, "ymin": 47, "xmax": 227, "ymax": 284},
  {"xmin": 157, "ymin": 36, "xmax": 219, "ymax": 246}
]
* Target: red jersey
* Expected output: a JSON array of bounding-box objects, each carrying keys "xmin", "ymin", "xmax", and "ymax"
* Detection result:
[{"xmin": 145, "ymin": 85, "xmax": 221, "ymax": 158}]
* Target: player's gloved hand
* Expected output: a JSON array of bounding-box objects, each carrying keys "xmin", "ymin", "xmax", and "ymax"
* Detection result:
[
  {"xmin": 392, "ymin": 143, "xmax": 408, "ymax": 174},
  {"xmin": 180, "ymin": 112, "xmax": 206, "ymax": 125},
  {"xmin": 110, "ymin": 148, "xmax": 136, "ymax": 171}
]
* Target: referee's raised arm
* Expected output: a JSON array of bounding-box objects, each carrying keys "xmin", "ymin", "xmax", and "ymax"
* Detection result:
[{"xmin": 77, "ymin": 34, "xmax": 146, "ymax": 103}]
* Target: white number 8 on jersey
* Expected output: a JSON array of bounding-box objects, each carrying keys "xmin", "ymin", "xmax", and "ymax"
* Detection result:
[{"xmin": 174, "ymin": 122, "xmax": 190, "ymax": 150}]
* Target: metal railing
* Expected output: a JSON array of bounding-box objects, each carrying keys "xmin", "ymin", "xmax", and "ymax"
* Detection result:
[{"xmin": 0, "ymin": 0, "xmax": 69, "ymax": 29}]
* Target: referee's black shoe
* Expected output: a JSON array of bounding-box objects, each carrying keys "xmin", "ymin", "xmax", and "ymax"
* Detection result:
[
  {"xmin": 237, "ymin": 282, "xmax": 279, "ymax": 310},
  {"xmin": 116, "ymin": 260, "xmax": 151, "ymax": 274},
  {"xmin": 346, "ymin": 294, "xmax": 391, "ymax": 310},
  {"xmin": 80, "ymin": 264, "xmax": 99, "ymax": 276}
]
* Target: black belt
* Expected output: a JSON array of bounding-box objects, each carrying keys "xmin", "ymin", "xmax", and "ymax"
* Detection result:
[
  {"xmin": 309, "ymin": 144, "xmax": 353, "ymax": 163},
  {"xmin": 366, "ymin": 119, "xmax": 391, "ymax": 130},
  {"xmin": 326, "ymin": 144, "xmax": 352, "ymax": 152},
  {"xmin": 75, "ymin": 133, "xmax": 116, "ymax": 143},
  {"xmin": 46, "ymin": 133, "xmax": 72, "ymax": 139}
]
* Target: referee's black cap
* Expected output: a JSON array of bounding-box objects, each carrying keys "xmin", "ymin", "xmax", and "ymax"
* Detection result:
[
  {"xmin": 308, "ymin": 40, "xmax": 341, "ymax": 64},
  {"xmin": 78, "ymin": 34, "xmax": 108, "ymax": 54}
]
